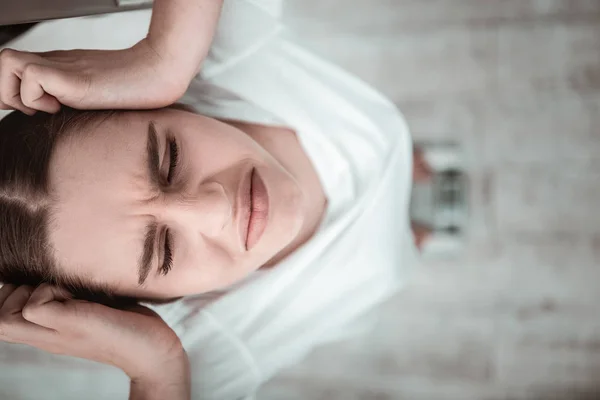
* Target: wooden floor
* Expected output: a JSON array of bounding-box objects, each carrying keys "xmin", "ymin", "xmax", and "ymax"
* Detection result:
[{"xmin": 259, "ymin": 1, "xmax": 600, "ymax": 399}]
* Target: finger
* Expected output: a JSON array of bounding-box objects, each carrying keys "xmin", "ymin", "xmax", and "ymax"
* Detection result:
[
  {"xmin": 22, "ymin": 284, "xmax": 71, "ymax": 325},
  {"xmin": 0, "ymin": 316, "xmax": 54, "ymax": 345},
  {"xmin": 20, "ymin": 88, "xmax": 61, "ymax": 114},
  {"xmin": 0, "ymin": 284, "xmax": 18, "ymax": 307},
  {"xmin": 3, "ymin": 76, "xmax": 37, "ymax": 115},
  {"xmin": 23, "ymin": 286, "xmax": 88, "ymax": 331},
  {"xmin": 24, "ymin": 298, "xmax": 94, "ymax": 334},
  {"xmin": 20, "ymin": 65, "xmax": 61, "ymax": 114},
  {"xmin": 26, "ymin": 283, "xmax": 71, "ymax": 308},
  {"xmin": 21, "ymin": 63, "xmax": 90, "ymax": 110},
  {"xmin": 1, "ymin": 285, "xmax": 34, "ymax": 314},
  {"xmin": 0, "ymin": 49, "xmax": 37, "ymax": 115},
  {"xmin": 0, "ymin": 293, "xmax": 54, "ymax": 344},
  {"xmin": 0, "ymin": 284, "xmax": 67, "ymax": 343}
]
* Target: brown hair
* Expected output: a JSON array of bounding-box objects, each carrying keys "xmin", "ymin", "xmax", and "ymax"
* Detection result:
[{"xmin": 0, "ymin": 107, "xmax": 138, "ymax": 307}]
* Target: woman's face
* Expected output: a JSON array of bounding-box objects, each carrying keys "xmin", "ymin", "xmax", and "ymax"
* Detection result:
[{"xmin": 48, "ymin": 108, "xmax": 306, "ymax": 299}]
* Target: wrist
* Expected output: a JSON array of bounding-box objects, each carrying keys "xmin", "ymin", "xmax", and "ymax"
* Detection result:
[
  {"xmin": 145, "ymin": 0, "xmax": 224, "ymax": 84},
  {"xmin": 128, "ymin": 349, "xmax": 190, "ymax": 400},
  {"xmin": 125, "ymin": 339, "xmax": 188, "ymax": 379},
  {"xmin": 146, "ymin": 36, "xmax": 198, "ymax": 81},
  {"xmin": 131, "ymin": 38, "xmax": 190, "ymax": 104}
]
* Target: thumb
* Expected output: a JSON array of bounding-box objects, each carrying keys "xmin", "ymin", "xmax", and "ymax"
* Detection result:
[
  {"xmin": 19, "ymin": 64, "xmax": 86, "ymax": 113},
  {"xmin": 21, "ymin": 283, "xmax": 73, "ymax": 328}
]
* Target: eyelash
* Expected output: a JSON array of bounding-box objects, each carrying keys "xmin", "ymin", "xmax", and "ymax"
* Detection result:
[
  {"xmin": 167, "ymin": 136, "xmax": 179, "ymax": 184},
  {"xmin": 162, "ymin": 229, "xmax": 174, "ymax": 276},
  {"xmin": 162, "ymin": 135, "xmax": 178, "ymax": 276}
]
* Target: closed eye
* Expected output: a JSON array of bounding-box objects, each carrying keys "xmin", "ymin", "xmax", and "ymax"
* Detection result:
[
  {"xmin": 161, "ymin": 229, "xmax": 174, "ymax": 276},
  {"xmin": 160, "ymin": 132, "xmax": 178, "ymax": 277},
  {"xmin": 167, "ymin": 135, "xmax": 179, "ymax": 184}
]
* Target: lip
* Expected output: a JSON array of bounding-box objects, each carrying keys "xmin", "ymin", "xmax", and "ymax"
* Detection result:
[
  {"xmin": 237, "ymin": 167, "xmax": 253, "ymax": 251},
  {"xmin": 246, "ymin": 168, "xmax": 269, "ymax": 250}
]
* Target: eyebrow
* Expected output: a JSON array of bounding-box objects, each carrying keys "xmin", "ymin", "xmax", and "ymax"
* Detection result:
[
  {"xmin": 147, "ymin": 122, "xmax": 161, "ymax": 190},
  {"xmin": 138, "ymin": 122, "xmax": 161, "ymax": 286}
]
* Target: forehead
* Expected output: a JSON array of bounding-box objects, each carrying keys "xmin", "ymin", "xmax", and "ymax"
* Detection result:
[
  {"xmin": 47, "ymin": 111, "xmax": 154, "ymax": 290},
  {"xmin": 49, "ymin": 112, "xmax": 154, "ymax": 216}
]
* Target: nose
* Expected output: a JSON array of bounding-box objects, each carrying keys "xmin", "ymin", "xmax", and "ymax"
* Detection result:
[{"xmin": 163, "ymin": 181, "xmax": 232, "ymax": 236}]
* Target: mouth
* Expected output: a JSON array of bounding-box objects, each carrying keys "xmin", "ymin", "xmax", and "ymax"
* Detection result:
[
  {"xmin": 238, "ymin": 167, "xmax": 270, "ymax": 251},
  {"xmin": 247, "ymin": 168, "xmax": 270, "ymax": 250}
]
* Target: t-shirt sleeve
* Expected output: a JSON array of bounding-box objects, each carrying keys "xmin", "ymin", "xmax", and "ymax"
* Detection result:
[{"xmin": 201, "ymin": 0, "xmax": 284, "ymax": 78}]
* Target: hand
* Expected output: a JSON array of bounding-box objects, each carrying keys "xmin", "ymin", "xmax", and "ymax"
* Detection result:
[
  {"xmin": 0, "ymin": 39, "xmax": 188, "ymax": 115},
  {"xmin": 0, "ymin": 284, "xmax": 186, "ymax": 381}
]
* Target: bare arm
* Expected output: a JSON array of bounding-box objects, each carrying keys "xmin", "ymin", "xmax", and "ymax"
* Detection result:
[
  {"xmin": 0, "ymin": 284, "xmax": 193, "ymax": 400},
  {"xmin": 0, "ymin": 0, "xmax": 225, "ymax": 113},
  {"xmin": 147, "ymin": 0, "xmax": 224, "ymax": 82},
  {"xmin": 129, "ymin": 350, "xmax": 191, "ymax": 400}
]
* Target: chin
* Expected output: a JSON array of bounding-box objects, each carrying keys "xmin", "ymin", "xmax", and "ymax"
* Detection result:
[
  {"xmin": 259, "ymin": 177, "xmax": 308, "ymax": 262},
  {"xmin": 284, "ymin": 188, "xmax": 308, "ymax": 242}
]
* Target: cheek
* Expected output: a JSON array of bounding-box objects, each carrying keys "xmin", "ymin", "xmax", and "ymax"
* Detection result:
[
  {"xmin": 166, "ymin": 231, "xmax": 268, "ymax": 294},
  {"xmin": 164, "ymin": 255, "xmax": 246, "ymax": 294},
  {"xmin": 183, "ymin": 126, "xmax": 267, "ymax": 171}
]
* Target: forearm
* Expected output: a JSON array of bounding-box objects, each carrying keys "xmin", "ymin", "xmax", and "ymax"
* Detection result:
[
  {"xmin": 128, "ymin": 351, "xmax": 191, "ymax": 400},
  {"xmin": 147, "ymin": 0, "xmax": 224, "ymax": 81}
]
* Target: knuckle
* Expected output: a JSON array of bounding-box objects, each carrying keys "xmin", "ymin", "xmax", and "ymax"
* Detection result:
[
  {"xmin": 0, "ymin": 48, "xmax": 18, "ymax": 63},
  {"xmin": 20, "ymin": 304, "xmax": 36, "ymax": 321},
  {"xmin": 21, "ymin": 64, "xmax": 38, "ymax": 79},
  {"xmin": 21, "ymin": 96, "xmax": 33, "ymax": 109}
]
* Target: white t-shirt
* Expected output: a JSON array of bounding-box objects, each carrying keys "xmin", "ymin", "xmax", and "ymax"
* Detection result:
[{"xmin": 0, "ymin": 1, "xmax": 417, "ymax": 399}]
